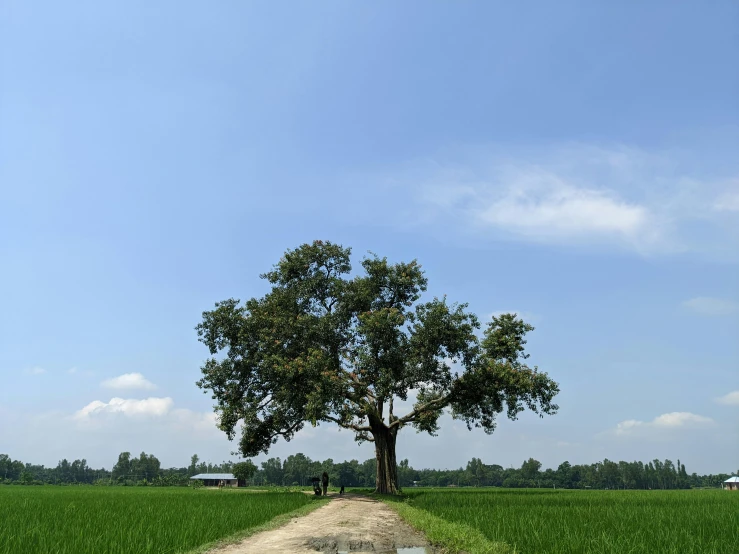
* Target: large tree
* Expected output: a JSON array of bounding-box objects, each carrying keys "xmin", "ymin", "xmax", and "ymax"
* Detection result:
[
  {"xmin": 196, "ymin": 241, "xmax": 559, "ymax": 494},
  {"xmin": 232, "ymin": 460, "xmax": 257, "ymax": 485}
]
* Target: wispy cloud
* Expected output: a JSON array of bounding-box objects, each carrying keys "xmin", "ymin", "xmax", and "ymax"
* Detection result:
[
  {"xmin": 101, "ymin": 372, "xmax": 157, "ymax": 391},
  {"xmin": 71, "ymin": 396, "xmax": 219, "ymax": 437},
  {"xmin": 682, "ymin": 297, "xmax": 739, "ymax": 317},
  {"xmin": 614, "ymin": 412, "xmax": 714, "ymax": 436},
  {"xmin": 23, "ymin": 367, "xmax": 46, "ymax": 375},
  {"xmin": 402, "ymin": 143, "xmax": 739, "ymax": 258},
  {"xmin": 68, "ymin": 367, "xmax": 95, "ymax": 377},
  {"xmin": 713, "ymin": 188, "xmax": 739, "ymax": 212},
  {"xmin": 2, "ymin": 397, "xmax": 228, "ymax": 468},
  {"xmin": 716, "ymin": 391, "xmax": 739, "ymax": 406},
  {"xmin": 471, "ymin": 178, "xmax": 651, "ymax": 241},
  {"xmin": 74, "ymin": 397, "xmax": 173, "ymax": 419}
]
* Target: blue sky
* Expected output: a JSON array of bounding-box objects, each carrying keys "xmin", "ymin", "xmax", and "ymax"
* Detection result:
[{"xmin": 1, "ymin": 1, "xmax": 737, "ymax": 474}]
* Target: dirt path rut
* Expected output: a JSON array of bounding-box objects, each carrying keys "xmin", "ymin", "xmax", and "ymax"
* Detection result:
[{"xmin": 209, "ymin": 493, "xmax": 433, "ymax": 554}]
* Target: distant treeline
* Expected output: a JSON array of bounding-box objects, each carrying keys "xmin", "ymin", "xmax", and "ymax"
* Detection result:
[{"xmin": 1, "ymin": 452, "xmax": 734, "ymax": 490}]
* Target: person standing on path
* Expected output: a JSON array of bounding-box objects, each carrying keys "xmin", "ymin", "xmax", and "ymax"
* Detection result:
[{"xmin": 321, "ymin": 471, "xmax": 329, "ymax": 496}]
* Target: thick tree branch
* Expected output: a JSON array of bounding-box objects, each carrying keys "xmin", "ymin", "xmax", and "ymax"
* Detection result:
[
  {"xmin": 356, "ymin": 432, "xmax": 375, "ymax": 442},
  {"xmin": 325, "ymin": 415, "xmax": 373, "ymax": 433},
  {"xmin": 343, "ymin": 375, "xmax": 378, "ymax": 416},
  {"xmin": 267, "ymin": 419, "xmax": 303, "ymax": 441},
  {"xmin": 390, "ymin": 394, "xmax": 450, "ymax": 428},
  {"xmin": 256, "ymin": 396, "xmax": 273, "ymax": 411},
  {"xmin": 386, "ymin": 287, "xmax": 398, "ymax": 309}
]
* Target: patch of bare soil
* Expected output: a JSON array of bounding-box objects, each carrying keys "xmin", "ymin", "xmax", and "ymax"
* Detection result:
[{"xmin": 209, "ymin": 493, "xmax": 434, "ymax": 553}]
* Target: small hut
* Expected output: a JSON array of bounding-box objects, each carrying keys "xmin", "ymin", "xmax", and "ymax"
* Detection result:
[
  {"xmin": 190, "ymin": 473, "xmax": 240, "ymax": 487},
  {"xmin": 723, "ymin": 476, "xmax": 739, "ymax": 491}
]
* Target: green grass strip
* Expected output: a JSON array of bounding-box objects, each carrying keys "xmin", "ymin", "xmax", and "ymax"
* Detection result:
[
  {"xmin": 185, "ymin": 495, "xmax": 330, "ymax": 554},
  {"xmin": 379, "ymin": 495, "xmax": 514, "ymax": 554}
]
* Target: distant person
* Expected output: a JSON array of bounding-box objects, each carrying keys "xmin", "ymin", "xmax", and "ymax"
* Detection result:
[
  {"xmin": 339, "ymin": 485, "xmax": 345, "ymax": 495},
  {"xmin": 321, "ymin": 472, "xmax": 329, "ymax": 496},
  {"xmin": 311, "ymin": 477, "xmax": 322, "ymax": 495}
]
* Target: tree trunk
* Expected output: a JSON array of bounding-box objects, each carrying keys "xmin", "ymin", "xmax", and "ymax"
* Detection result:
[{"xmin": 371, "ymin": 419, "xmax": 399, "ymax": 494}]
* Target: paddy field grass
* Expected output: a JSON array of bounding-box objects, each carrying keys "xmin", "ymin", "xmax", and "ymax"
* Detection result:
[
  {"xmin": 387, "ymin": 488, "xmax": 739, "ymax": 553},
  {"xmin": 0, "ymin": 486, "xmax": 322, "ymax": 554}
]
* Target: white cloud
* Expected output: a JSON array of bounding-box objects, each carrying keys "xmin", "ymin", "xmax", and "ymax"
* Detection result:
[
  {"xmin": 614, "ymin": 411, "xmax": 714, "ymax": 436},
  {"xmin": 404, "ymin": 143, "xmax": 739, "ymax": 258},
  {"xmin": 68, "ymin": 367, "xmax": 95, "ymax": 377},
  {"xmin": 23, "ymin": 367, "xmax": 46, "ymax": 375},
  {"xmin": 716, "ymin": 391, "xmax": 739, "ymax": 406},
  {"xmin": 652, "ymin": 412, "xmax": 713, "ymax": 427},
  {"xmin": 615, "ymin": 419, "xmax": 643, "ymax": 434},
  {"xmin": 421, "ymin": 174, "xmax": 658, "ymax": 252},
  {"xmin": 713, "ymin": 188, "xmax": 739, "ymax": 212},
  {"xmin": 101, "ymin": 372, "xmax": 157, "ymax": 391},
  {"xmin": 682, "ymin": 297, "xmax": 739, "ymax": 316},
  {"xmin": 1, "ymin": 392, "xmax": 735, "ymax": 475},
  {"xmin": 0, "ymin": 397, "xmax": 230, "ymax": 469},
  {"xmin": 74, "ymin": 397, "xmax": 174, "ymax": 419},
  {"xmin": 168, "ymin": 409, "xmax": 220, "ymax": 433},
  {"xmin": 477, "ymin": 182, "xmax": 649, "ymax": 238},
  {"xmin": 71, "ymin": 397, "xmax": 222, "ymax": 436}
]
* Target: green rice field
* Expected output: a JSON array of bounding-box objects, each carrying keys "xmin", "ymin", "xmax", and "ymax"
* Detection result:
[
  {"xmin": 398, "ymin": 488, "xmax": 739, "ymax": 553},
  {"xmin": 0, "ymin": 487, "xmax": 319, "ymax": 554},
  {"xmin": 3, "ymin": 486, "xmax": 738, "ymax": 554}
]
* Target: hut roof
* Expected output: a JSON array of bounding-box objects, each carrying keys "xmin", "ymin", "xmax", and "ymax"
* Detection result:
[
  {"xmin": 190, "ymin": 473, "xmax": 236, "ymax": 480},
  {"xmin": 724, "ymin": 476, "xmax": 739, "ymax": 483}
]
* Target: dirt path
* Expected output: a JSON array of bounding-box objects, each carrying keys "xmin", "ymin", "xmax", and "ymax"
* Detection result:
[{"xmin": 209, "ymin": 493, "xmax": 433, "ymax": 554}]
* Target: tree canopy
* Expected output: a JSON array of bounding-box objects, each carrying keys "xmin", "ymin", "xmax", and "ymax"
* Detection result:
[
  {"xmin": 232, "ymin": 460, "xmax": 257, "ymax": 484},
  {"xmin": 0, "ymin": 449, "xmax": 727, "ymax": 490},
  {"xmin": 196, "ymin": 241, "xmax": 560, "ymax": 493}
]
